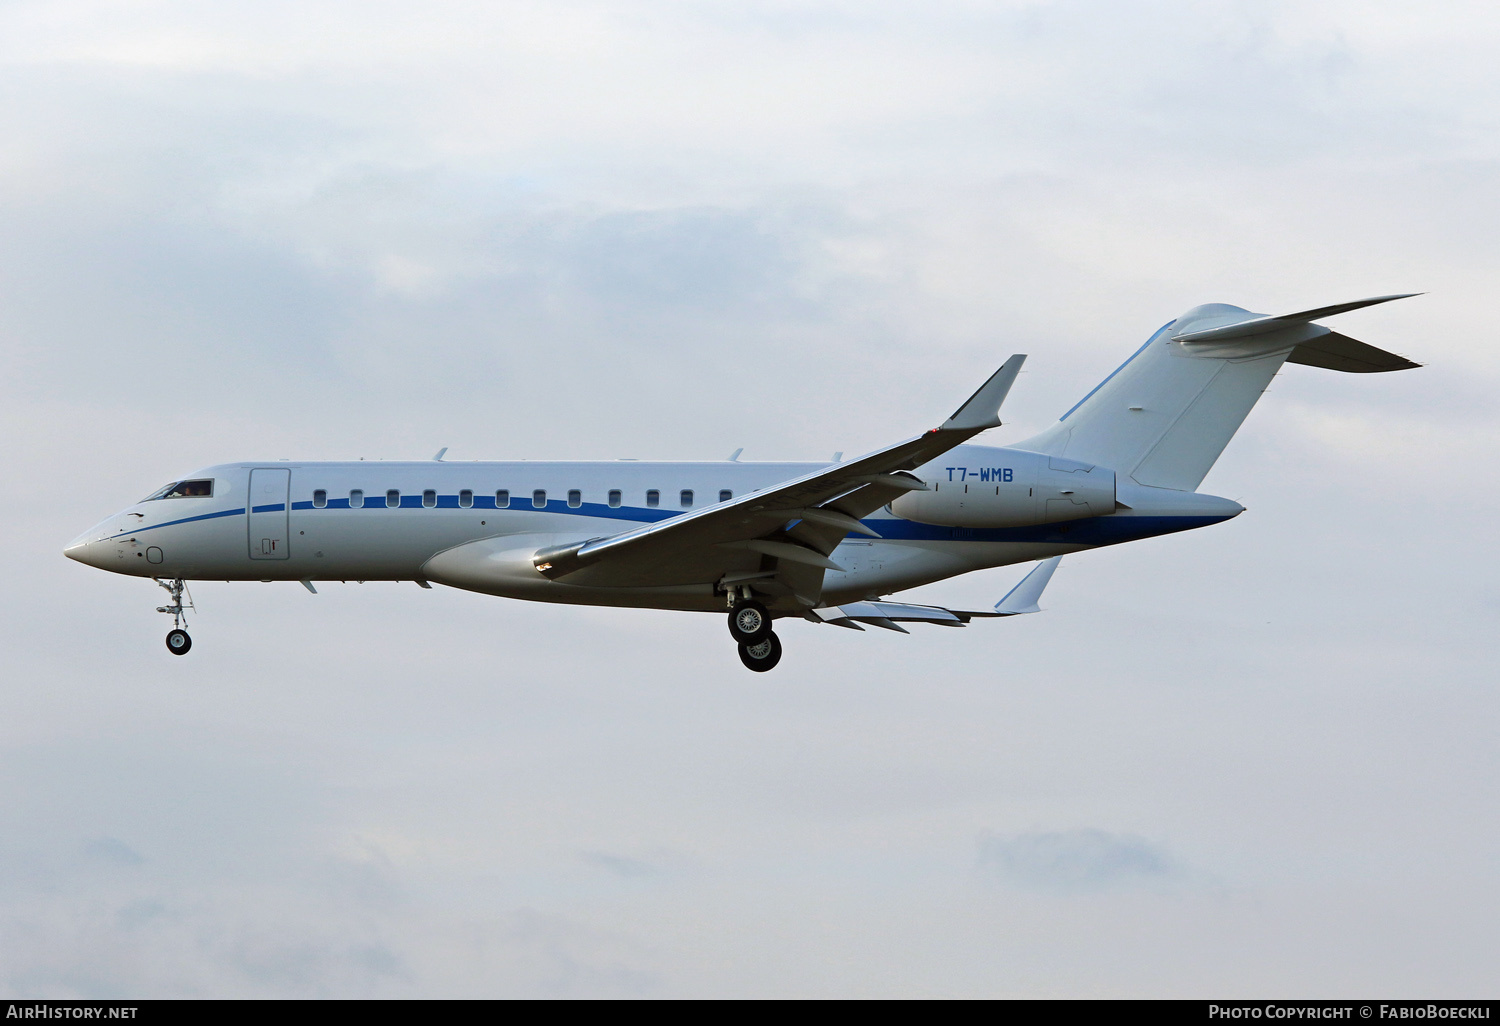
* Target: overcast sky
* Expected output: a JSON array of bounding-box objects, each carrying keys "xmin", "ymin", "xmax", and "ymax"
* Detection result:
[{"xmin": 2, "ymin": 0, "xmax": 1497, "ymax": 997}]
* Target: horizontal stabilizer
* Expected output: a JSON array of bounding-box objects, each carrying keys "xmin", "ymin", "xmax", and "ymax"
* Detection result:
[
  {"xmin": 1285, "ymin": 331, "xmax": 1421, "ymax": 373},
  {"xmin": 1171, "ymin": 294, "xmax": 1419, "ymax": 343},
  {"xmin": 808, "ymin": 559, "xmax": 1063, "ymax": 631},
  {"xmin": 993, "ymin": 556, "xmax": 1062, "ymax": 615},
  {"xmin": 808, "ymin": 600, "xmax": 970, "ymax": 629}
]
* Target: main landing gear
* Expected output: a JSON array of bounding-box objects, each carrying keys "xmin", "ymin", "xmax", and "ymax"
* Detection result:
[
  {"xmin": 155, "ymin": 578, "xmax": 195, "ymax": 656},
  {"xmin": 726, "ymin": 593, "xmax": 781, "ymax": 672},
  {"xmin": 737, "ymin": 631, "xmax": 782, "ymax": 672},
  {"xmin": 727, "ymin": 599, "xmax": 772, "ymax": 643}
]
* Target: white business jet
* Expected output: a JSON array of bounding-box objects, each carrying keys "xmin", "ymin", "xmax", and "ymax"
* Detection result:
[{"xmin": 65, "ymin": 296, "xmax": 1420, "ymax": 670}]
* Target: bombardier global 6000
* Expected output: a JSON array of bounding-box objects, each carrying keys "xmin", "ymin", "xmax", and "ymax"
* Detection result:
[{"xmin": 66, "ymin": 296, "xmax": 1420, "ymax": 671}]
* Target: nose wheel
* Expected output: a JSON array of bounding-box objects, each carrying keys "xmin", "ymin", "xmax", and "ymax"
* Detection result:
[{"xmin": 155, "ymin": 577, "xmax": 196, "ymax": 656}]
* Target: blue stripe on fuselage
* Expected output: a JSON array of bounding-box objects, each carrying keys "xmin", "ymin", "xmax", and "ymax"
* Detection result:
[
  {"xmin": 288, "ymin": 497, "xmax": 679, "ymax": 521},
  {"xmin": 870, "ymin": 514, "xmax": 1232, "ymax": 545},
  {"xmin": 115, "ymin": 494, "xmax": 1232, "ymax": 549},
  {"xmin": 107, "ymin": 506, "xmax": 247, "ymax": 539}
]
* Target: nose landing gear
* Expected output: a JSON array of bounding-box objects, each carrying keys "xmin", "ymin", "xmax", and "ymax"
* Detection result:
[{"xmin": 155, "ymin": 578, "xmax": 195, "ymax": 656}]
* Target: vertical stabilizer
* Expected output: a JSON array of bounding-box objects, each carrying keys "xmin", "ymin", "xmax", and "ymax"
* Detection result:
[{"xmin": 1015, "ymin": 296, "xmax": 1418, "ymax": 491}]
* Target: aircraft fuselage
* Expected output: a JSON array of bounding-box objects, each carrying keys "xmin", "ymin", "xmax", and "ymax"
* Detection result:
[{"xmin": 66, "ymin": 446, "xmax": 1241, "ymax": 613}]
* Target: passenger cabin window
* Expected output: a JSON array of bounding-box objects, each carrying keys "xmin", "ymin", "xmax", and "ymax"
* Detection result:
[
  {"xmin": 680, "ymin": 489, "xmax": 693, "ymax": 507},
  {"xmin": 350, "ymin": 489, "xmax": 364, "ymax": 508},
  {"xmin": 459, "ymin": 489, "xmax": 473, "ymax": 508},
  {"xmin": 608, "ymin": 490, "xmax": 621, "ymax": 508},
  {"xmin": 568, "ymin": 489, "xmax": 581, "ymax": 508},
  {"xmin": 532, "ymin": 489, "xmax": 546, "ymax": 508},
  {"xmin": 496, "ymin": 489, "xmax": 510, "ymax": 508},
  {"xmin": 719, "ymin": 489, "xmax": 732, "ymax": 502},
  {"xmin": 646, "ymin": 490, "xmax": 660, "ymax": 508},
  {"xmin": 313, "ymin": 489, "xmax": 327, "ymax": 508},
  {"xmin": 386, "ymin": 489, "xmax": 400, "ymax": 508},
  {"xmin": 423, "ymin": 489, "xmax": 437, "ymax": 508}
]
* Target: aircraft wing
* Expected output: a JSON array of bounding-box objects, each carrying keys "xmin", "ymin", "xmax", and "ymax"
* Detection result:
[{"xmin": 530, "ymin": 355, "xmax": 1027, "ymax": 604}]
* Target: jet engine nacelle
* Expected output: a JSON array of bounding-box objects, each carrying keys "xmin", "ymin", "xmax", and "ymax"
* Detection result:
[{"xmin": 890, "ymin": 449, "xmax": 1116, "ymax": 528}]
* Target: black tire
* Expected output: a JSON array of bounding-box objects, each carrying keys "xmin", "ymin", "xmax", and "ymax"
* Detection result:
[
  {"xmin": 165, "ymin": 629, "xmax": 192, "ymax": 656},
  {"xmin": 728, "ymin": 600, "xmax": 772, "ymax": 643},
  {"xmin": 737, "ymin": 630, "xmax": 782, "ymax": 672}
]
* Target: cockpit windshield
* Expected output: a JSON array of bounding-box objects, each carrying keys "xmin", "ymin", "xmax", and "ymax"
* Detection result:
[{"xmin": 142, "ymin": 479, "xmax": 214, "ymax": 501}]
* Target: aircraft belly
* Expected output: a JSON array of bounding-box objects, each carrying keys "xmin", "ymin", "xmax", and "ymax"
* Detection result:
[
  {"xmin": 559, "ymin": 549, "xmax": 764, "ymax": 588},
  {"xmin": 421, "ymin": 533, "xmax": 723, "ymax": 611}
]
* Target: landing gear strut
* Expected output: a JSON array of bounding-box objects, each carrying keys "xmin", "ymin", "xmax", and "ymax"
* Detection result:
[{"xmin": 155, "ymin": 578, "xmax": 195, "ymax": 656}]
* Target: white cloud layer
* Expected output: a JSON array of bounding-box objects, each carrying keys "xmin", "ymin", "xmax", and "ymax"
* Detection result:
[{"xmin": 3, "ymin": 0, "xmax": 1498, "ymax": 997}]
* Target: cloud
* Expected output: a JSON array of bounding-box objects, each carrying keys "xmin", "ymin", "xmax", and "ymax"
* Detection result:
[
  {"xmin": 978, "ymin": 829, "xmax": 1179, "ymax": 891},
  {"xmin": 580, "ymin": 851, "xmax": 661, "ymax": 880},
  {"xmin": 81, "ymin": 838, "xmax": 145, "ymax": 868},
  {"xmin": 0, "ymin": 850, "xmax": 661, "ymax": 998}
]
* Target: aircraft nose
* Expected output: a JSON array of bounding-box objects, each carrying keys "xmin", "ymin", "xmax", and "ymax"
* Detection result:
[
  {"xmin": 64, "ymin": 526, "xmax": 112, "ymax": 569},
  {"xmin": 64, "ymin": 534, "xmax": 98, "ymax": 566}
]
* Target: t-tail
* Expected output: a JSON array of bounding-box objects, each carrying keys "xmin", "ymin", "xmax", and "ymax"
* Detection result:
[{"xmin": 1015, "ymin": 295, "xmax": 1421, "ymax": 490}]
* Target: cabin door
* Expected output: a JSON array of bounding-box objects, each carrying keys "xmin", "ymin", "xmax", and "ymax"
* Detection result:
[{"xmin": 248, "ymin": 468, "xmax": 291, "ymax": 560}]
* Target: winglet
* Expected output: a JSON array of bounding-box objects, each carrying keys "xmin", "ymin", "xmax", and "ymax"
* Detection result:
[
  {"xmin": 994, "ymin": 556, "xmax": 1061, "ymax": 615},
  {"xmin": 941, "ymin": 354, "xmax": 1027, "ymax": 431}
]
